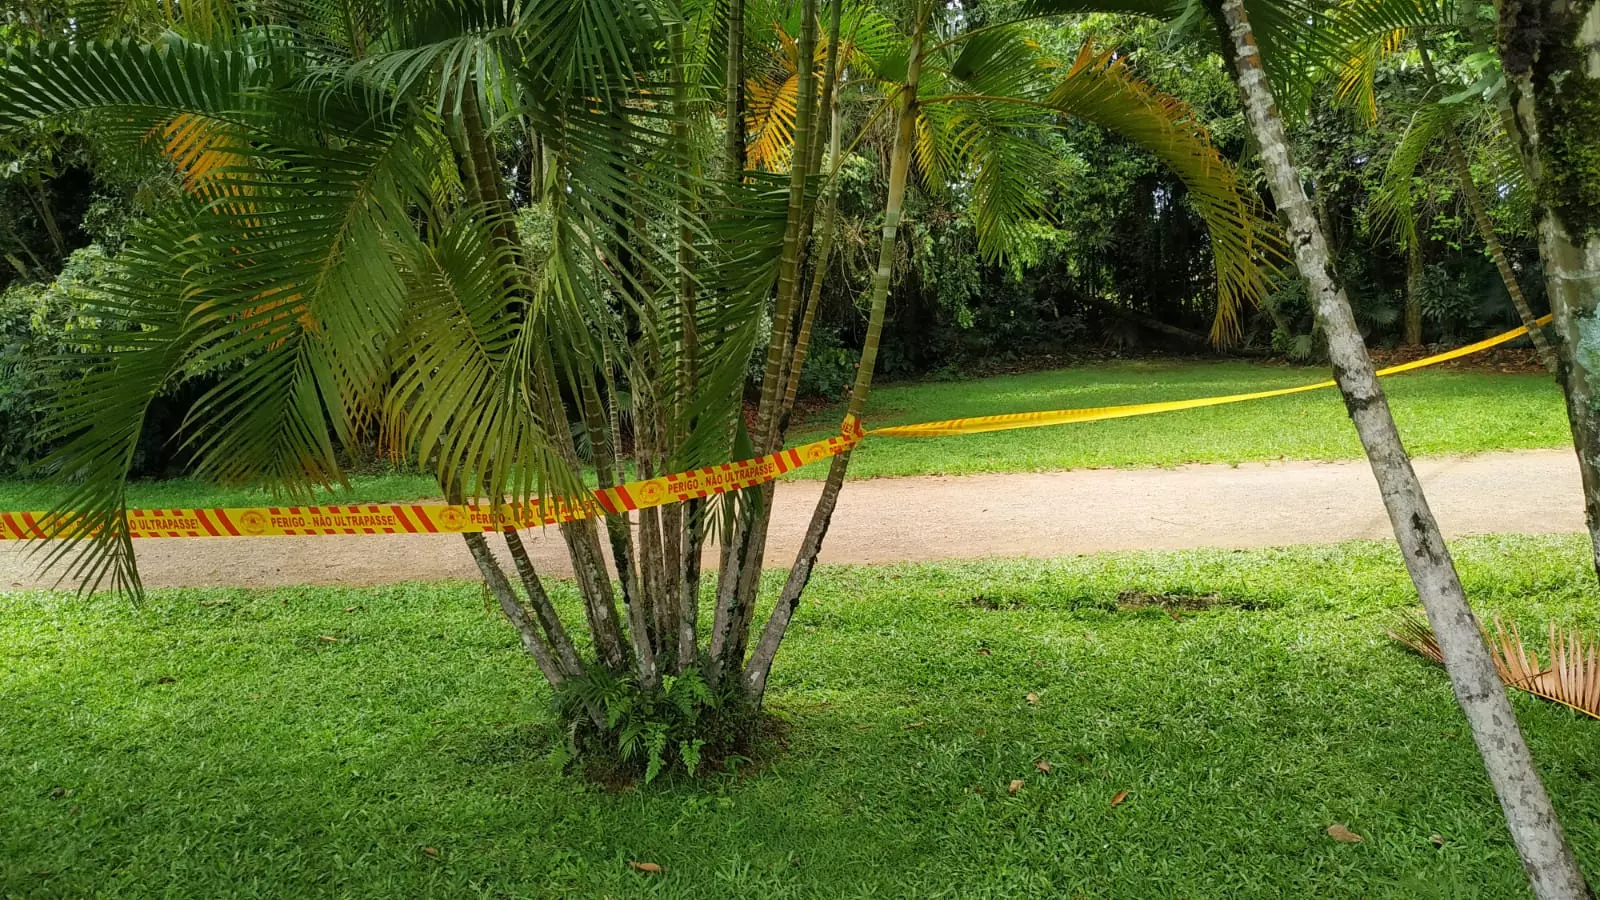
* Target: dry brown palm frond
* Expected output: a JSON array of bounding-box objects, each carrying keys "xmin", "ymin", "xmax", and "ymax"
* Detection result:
[
  {"xmin": 1388, "ymin": 613, "xmax": 1600, "ymax": 720},
  {"xmin": 1386, "ymin": 612, "xmax": 1445, "ymax": 665}
]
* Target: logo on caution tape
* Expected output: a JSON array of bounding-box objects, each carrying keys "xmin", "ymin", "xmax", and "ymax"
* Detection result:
[
  {"xmin": 437, "ymin": 506, "xmax": 468, "ymax": 531},
  {"xmin": 239, "ymin": 510, "xmax": 269, "ymax": 535},
  {"xmin": 636, "ymin": 480, "xmax": 666, "ymax": 507}
]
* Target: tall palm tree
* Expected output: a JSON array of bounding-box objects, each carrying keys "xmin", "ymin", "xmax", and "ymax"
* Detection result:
[
  {"xmin": 0, "ymin": 0, "xmax": 1272, "ymax": 768},
  {"xmin": 1211, "ymin": 0, "xmax": 1587, "ymax": 892}
]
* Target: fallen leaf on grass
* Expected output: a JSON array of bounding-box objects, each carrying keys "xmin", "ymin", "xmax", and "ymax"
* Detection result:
[
  {"xmin": 1008, "ymin": 779, "xmax": 1024, "ymax": 795},
  {"xmin": 155, "ymin": 676, "xmax": 176, "ymax": 685},
  {"xmin": 344, "ymin": 606, "xmax": 360, "ymax": 613},
  {"xmin": 1430, "ymin": 833, "xmax": 1445, "ymax": 848},
  {"xmin": 1327, "ymin": 824, "xmax": 1363, "ymax": 843},
  {"xmin": 1025, "ymin": 692, "xmax": 1039, "ymax": 706},
  {"xmin": 629, "ymin": 861, "xmax": 662, "ymax": 874},
  {"xmin": 905, "ymin": 721, "xmax": 926, "ymax": 730},
  {"xmin": 421, "ymin": 847, "xmax": 439, "ymax": 858},
  {"xmin": 1035, "ymin": 760, "xmax": 1052, "ymax": 774},
  {"xmin": 318, "ymin": 635, "xmax": 339, "ymax": 644},
  {"xmin": 976, "ymin": 648, "xmax": 992, "ymax": 656},
  {"xmin": 1110, "ymin": 791, "xmax": 1129, "ymax": 808}
]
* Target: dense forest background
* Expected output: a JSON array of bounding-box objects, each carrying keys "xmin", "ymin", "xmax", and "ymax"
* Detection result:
[{"xmin": 0, "ymin": 9, "xmax": 1544, "ymax": 477}]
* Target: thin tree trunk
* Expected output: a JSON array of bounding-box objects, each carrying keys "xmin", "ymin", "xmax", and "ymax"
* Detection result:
[
  {"xmin": 707, "ymin": 0, "xmax": 822, "ymax": 690},
  {"xmin": 777, "ymin": 0, "xmax": 846, "ymax": 429},
  {"xmin": 745, "ymin": 17, "xmax": 923, "ymax": 701},
  {"xmin": 723, "ymin": 0, "xmax": 747, "ymax": 177},
  {"xmin": 1405, "ymin": 235, "xmax": 1424, "ymax": 346},
  {"xmin": 1498, "ymin": 0, "xmax": 1600, "ymax": 591},
  {"xmin": 461, "ymin": 532, "xmax": 567, "ymax": 686},
  {"xmin": 1212, "ymin": 2, "xmax": 1589, "ymax": 896},
  {"xmin": 1417, "ymin": 45, "xmax": 1556, "ymax": 370},
  {"xmin": 671, "ymin": 15, "xmax": 703, "ymax": 673},
  {"xmin": 502, "ymin": 528, "xmax": 583, "ymax": 676}
]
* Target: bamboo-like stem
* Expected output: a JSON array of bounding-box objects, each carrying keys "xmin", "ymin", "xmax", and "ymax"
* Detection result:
[
  {"xmin": 671, "ymin": 17, "xmax": 704, "ymax": 672},
  {"xmin": 751, "ymin": 0, "xmax": 821, "ymax": 458},
  {"xmin": 775, "ymin": 0, "xmax": 846, "ymax": 431},
  {"xmin": 745, "ymin": 9, "xmax": 924, "ymax": 701},
  {"xmin": 780, "ymin": 77, "xmax": 845, "ymax": 426},
  {"xmin": 461, "ymin": 531, "xmax": 568, "ymax": 686},
  {"xmin": 707, "ymin": 0, "xmax": 822, "ymax": 688},
  {"xmin": 723, "ymin": 0, "xmax": 747, "ymax": 177},
  {"xmin": 580, "ymin": 367, "xmax": 643, "ymax": 612},
  {"xmin": 501, "ymin": 527, "xmax": 583, "ymax": 676}
]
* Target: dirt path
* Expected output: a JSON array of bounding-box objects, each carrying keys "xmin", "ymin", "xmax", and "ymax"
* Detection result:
[{"xmin": 0, "ymin": 449, "xmax": 1582, "ymax": 591}]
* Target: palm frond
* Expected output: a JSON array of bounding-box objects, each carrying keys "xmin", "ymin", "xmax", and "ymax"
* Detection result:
[
  {"xmin": 1038, "ymin": 43, "xmax": 1281, "ymax": 340},
  {"xmin": 1389, "ymin": 613, "xmax": 1600, "ymax": 720},
  {"xmin": 1369, "ymin": 100, "xmax": 1459, "ymax": 242}
]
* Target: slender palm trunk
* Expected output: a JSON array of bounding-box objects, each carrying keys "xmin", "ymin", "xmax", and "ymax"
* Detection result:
[
  {"xmin": 744, "ymin": 17, "xmax": 923, "ymax": 701},
  {"xmin": 1498, "ymin": 0, "xmax": 1600, "ymax": 590},
  {"xmin": 1416, "ymin": 45, "xmax": 1556, "ymax": 371},
  {"xmin": 1405, "ymin": 233, "xmax": 1424, "ymax": 346},
  {"xmin": 723, "ymin": 0, "xmax": 747, "ymax": 178},
  {"xmin": 1211, "ymin": 1, "xmax": 1589, "ymax": 895},
  {"xmin": 708, "ymin": 0, "xmax": 821, "ymax": 689}
]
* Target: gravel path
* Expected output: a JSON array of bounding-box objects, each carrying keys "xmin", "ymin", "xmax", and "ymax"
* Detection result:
[{"xmin": 0, "ymin": 449, "xmax": 1581, "ymax": 591}]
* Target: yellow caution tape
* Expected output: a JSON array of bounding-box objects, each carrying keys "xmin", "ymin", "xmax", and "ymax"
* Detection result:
[
  {"xmin": 0, "ymin": 316, "xmax": 1549, "ymax": 540},
  {"xmin": 868, "ymin": 315, "xmax": 1551, "ymax": 438}
]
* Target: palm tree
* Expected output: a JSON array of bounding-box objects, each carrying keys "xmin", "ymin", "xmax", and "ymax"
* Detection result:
[
  {"xmin": 1208, "ymin": 0, "xmax": 1588, "ymax": 892},
  {"xmin": 0, "ymin": 0, "xmax": 1271, "ymax": 771}
]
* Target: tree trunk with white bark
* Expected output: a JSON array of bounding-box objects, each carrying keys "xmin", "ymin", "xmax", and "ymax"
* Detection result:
[{"xmin": 1210, "ymin": 0, "xmax": 1590, "ymax": 895}]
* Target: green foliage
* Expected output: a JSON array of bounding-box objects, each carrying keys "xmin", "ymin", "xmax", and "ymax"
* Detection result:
[
  {"xmin": 0, "ymin": 247, "xmax": 99, "ymax": 472},
  {"xmin": 794, "ymin": 325, "xmax": 858, "ymax": 400},
  {"xmin": 4, "ymin": 537, "xmax": 1600, "ymax": 894},
  {"xmin": 556, "ymin": 664, "xmax": 752, "ymax": 782}
]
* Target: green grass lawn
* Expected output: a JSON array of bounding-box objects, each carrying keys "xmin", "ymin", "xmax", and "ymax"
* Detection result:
[
  {"xmin": 792, "ymin": 359, "xmax": 1569, "ymax": 479},
  {"xmin": 5, "ymin": 535, "xmax": 1599, "ymax": 897},
  {"xmin": 0, "ymin": 360, "xmax": 1568, "ymax": 510}
]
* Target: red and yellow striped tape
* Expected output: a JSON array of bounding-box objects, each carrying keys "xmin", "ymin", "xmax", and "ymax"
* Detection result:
[{"xmin": 0, "ymin": 316, "xmax": 1548, "ymax": 541}]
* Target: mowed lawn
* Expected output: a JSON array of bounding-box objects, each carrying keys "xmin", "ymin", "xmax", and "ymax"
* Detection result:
[
  {"xmin": 791, "ymin": 359, "xmax": 1568, "ymax": 479},
  {"xmin": 5, "ymin": 535, "xmax": 1599, "ymax": 897},
  {"xmin": 0, "ymin": 359, "xmax": 1567, "ymax": 510}
]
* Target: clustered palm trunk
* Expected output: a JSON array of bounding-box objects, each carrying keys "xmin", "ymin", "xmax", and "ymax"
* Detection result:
[
  {"xmin": 1208, "ymin": 0, "xmax": 1589, "ymax": 893},
  {"xmin": 449, "ymin": 0, "xmax": 923, "ymax": 765}
]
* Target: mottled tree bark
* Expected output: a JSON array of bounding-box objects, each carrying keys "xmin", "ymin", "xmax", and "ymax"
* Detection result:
[
  {"xmin": 1213, "ymin": 0, "xmax": 1590, "ymax": 895},
  {"xmin": 1499, "ymin": 0, "xmax": 1600, "ymax": 587}
]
